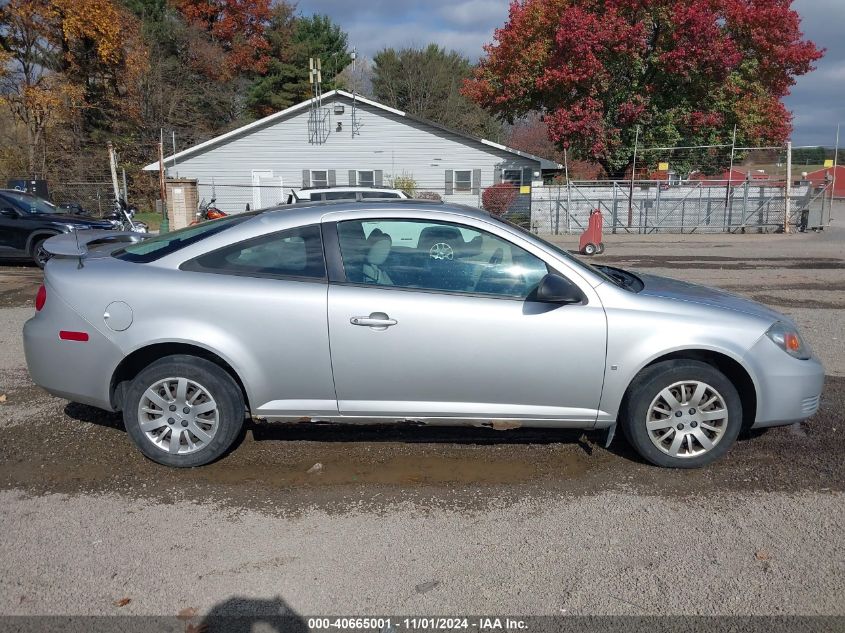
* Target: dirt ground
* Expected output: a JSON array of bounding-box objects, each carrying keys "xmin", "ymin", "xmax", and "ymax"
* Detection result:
[{"xmin": 0, "ymin": 222, "xmax": 843, "ymax": 621}]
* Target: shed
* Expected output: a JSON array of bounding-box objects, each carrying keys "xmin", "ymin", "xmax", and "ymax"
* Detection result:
[
  {"xmin": 143, "ymin": 90, "xmax": 562, "ymax": 212},
  {"xmin": 804, "ymin": 165, "xmax": 845, "ymax": 198}
]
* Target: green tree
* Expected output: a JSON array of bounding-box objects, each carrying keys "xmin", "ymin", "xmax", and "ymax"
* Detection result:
[
  {"xmin": 245, "ymin": 12, "xmax": 350, "ymax": 118},
  {"xmin": 372, "ymin": 44, "xmax": 501, "ymax": 139}
]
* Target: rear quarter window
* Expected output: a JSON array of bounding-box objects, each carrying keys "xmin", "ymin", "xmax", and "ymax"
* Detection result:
[
  {"xmin": 113, "ymin": 214, "xmax": 255, "ymax": 263},
  {"xmin": 181, "ymin": 224, "xmax": 326, "ymax": 281}
]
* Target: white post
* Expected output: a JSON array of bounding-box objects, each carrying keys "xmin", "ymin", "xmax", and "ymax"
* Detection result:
[
  {"xmin": 832, "ymin": 123, "xmax": 840, "ymax": 226},
  {"xmin": 784, "ymin": 141, "xmax": 792, "ymax": 233},
  {"xmin": 561, "ymin": 146, "xmax": 570, "ymax": 235},
  {"xmin": 628, "ymin": 125, "xmax": 639, "ymax": 229},
  {"xmin": 107, "ymin": 142, "xmax": 120, "ymax": 202},
  {"xmin": 725, "ymin": 124, "xmax": 737, "ymax": 227}
]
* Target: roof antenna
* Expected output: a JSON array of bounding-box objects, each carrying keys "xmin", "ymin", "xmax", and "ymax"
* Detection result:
[{"xmin": 75, "ymin": 225, "xmax": 84, "ymax": 269}]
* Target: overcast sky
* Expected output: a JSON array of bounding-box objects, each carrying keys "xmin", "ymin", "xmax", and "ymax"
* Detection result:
[{"xmin": 295, "ymin": 0, "xmax": 844, "ymax": 147}]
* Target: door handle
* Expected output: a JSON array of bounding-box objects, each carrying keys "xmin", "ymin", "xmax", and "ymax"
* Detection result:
[{"xmin": 350, "ymin": 313, "xmax": 397, "ymax": 328}]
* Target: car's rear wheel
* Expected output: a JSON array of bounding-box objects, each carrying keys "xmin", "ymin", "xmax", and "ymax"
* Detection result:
[
  {"xmin": 31, "ymin": 238, "xmax": 51, "ymax": 268},
  {"xmin": 123, "ymin": 355, "xmax": 245, "ymax": 467},
  {"xmin": 620, "ymin": 360, "xmax": 742, "ymax": 468}
]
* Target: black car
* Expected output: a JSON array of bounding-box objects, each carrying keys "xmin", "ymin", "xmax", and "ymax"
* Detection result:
[{"xmin": 0, "ymin": 189, "xmax": 114, "ymax": 267}]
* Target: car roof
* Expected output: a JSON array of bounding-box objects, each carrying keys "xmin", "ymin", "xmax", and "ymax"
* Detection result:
[
  {"xmin": 296, "ymin": 185, "xmax": 404, "ymax": 192},
  {"xmin": 260, "ymin": 198, "xmax": 492, "ymax": 222}
]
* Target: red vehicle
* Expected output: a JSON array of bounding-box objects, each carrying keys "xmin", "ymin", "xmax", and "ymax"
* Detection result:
[{"xmin": 579, "ymin": 208, "xmax": 605, "ymax": 255}]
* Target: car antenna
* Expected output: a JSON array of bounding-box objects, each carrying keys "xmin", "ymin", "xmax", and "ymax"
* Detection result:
[{"xmin": 75, "ymin": 226, "xmax": 84, "ymax": 269}]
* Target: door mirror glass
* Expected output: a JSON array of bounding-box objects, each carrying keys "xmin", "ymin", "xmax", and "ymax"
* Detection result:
[
  {"xmin": 534, "ymin": 273, "xmax": 585, "ymax": 304},
  {"xmin": 0, "ymin": 207, "xmax": 19, "ymax": 218}
]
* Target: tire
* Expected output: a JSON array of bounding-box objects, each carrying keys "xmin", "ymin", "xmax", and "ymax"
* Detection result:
[
  {"xmin": 123, "ymin": 355, "xmax": 245, "ymax": 467},
  {"xmin": 583, "ymin": 242, "xmax": 597, "ymax": 256},
  {"xmin": 596, "ymin": 242, "xmax": 605, "ymax": 254},
  {"xmin": 619, "ymin": 360, "xmax": 742, "ymax": 468},
  {"xmin": 31, "ymin": 237, "xmax": 52, "ymax": 268}
]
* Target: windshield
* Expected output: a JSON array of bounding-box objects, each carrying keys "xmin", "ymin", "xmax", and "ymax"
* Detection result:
[
  {"xmin": 488, "ymin": 214, "xmax": 621, "ymax": 286},
  {"xmin": 113, "ymin": 214, "xmax": 255, "ymax": 263},
  {"xmin": 1, "ymin": 191, "xmax": 58, "ymax": 214}
]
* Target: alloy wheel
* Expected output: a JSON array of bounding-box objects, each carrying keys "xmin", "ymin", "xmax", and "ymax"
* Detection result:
[
  {"xmin": 137, "ymin": 377, "xmax": 219, "ymax": 455},
  {"xmin": 34, "ymin": 242, "xmax": 51, "ymax": 267},
  {"xmin": 645, "ymin": 380, "xmax": 728, "ymax": 458},
  {"xmin": 429, "ymin": 242, "xmax": 454, "ymax": 260}
]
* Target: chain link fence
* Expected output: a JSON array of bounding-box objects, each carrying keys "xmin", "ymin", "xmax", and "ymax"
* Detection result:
[
  {"xmin": 43, "ymin": 176, "xmax": 832, "ymax": 235},
  {"xmin": 530, "ymin": 178, "xmax": 832, "ymax": 234},
  {"xmin": 47, "ymin": 181, "xmax": 115, "ymax": 216}
]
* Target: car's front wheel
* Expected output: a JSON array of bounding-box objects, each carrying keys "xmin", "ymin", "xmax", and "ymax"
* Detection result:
[
  {"xmin": 123, "ymin": 355, "xmax": 245, "ymax": 467},
  {"xmin": 620, "ymin": 360, "xmax": 742, "ymax": 468}
]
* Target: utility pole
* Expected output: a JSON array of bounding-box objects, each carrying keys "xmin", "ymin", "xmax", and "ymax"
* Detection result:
[
  {"xmin": 784, "ymin": 140, "xmax": 792, "ymax": 233},
  {"xmin": 628, "ymin": 125, "xmax": 639, "ymax": 229},
  {"xmin": 158, "ymin": 141, "xmax": 169, "ymax": 234}
]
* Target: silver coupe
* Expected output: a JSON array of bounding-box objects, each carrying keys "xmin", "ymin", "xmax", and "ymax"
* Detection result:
[{"xmin": 23, "ymin": 201, "xmax": 824, "ymax": 468}]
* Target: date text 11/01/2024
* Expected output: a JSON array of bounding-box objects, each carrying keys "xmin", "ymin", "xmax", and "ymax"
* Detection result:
[{"xmin": 307, "ymin": 618, "xmax": 528, "ymax": 631}]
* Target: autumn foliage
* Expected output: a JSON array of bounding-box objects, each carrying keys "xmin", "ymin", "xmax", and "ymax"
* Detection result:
[
  {"xmin": 176, "ymin": 0, "xmax": 272, "ymax": 75},
  {"xmin": 464, "ymin": 0, "xmax": 823, "ymax": 176}
]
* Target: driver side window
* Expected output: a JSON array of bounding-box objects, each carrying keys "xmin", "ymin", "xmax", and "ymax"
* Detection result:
[{"xmin": 336, "ymin": 219, "xmax": 548, "ymax": 299}]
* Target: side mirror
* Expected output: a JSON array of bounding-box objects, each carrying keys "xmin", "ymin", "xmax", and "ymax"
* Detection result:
[
  {"xmin": 535, "ymin": 273, "xmax": 585, "ymax": 304},
  {"xmin": 0, "ymin": 208, "xmax": 19, "ymax": 218}
]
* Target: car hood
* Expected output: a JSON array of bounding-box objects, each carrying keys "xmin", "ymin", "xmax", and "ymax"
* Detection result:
[
  {"xmin": 38, "ymin": 213, "xmax": 114, "ymax": 229},
  {"xmin": 637, "ymin": 272, "xmax": 786, "ymax": 324}
]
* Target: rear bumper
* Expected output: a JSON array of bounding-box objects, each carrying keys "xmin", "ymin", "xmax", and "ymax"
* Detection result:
[
  {"xmin": 23, "ymin": 291, "xmax": 123, "ymax": 411},
  {"xmin": 744, "ymin": 336, "xmax": 825, "ymax": 428}
]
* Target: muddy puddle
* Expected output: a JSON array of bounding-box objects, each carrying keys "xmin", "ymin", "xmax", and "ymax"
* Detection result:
[{"xmin": 0, "ymin": 376, "xmax": 843, "ymax": 516}]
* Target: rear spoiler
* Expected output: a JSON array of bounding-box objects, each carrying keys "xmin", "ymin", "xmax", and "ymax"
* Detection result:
[{"xmin": 43, "ymin": 230, "xmax": 149, "ymax": 258}]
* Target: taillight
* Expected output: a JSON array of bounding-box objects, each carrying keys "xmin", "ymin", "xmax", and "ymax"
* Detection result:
[{"xmin": 35, "ymin": 284, "xmax": 46, "ymax": 311}]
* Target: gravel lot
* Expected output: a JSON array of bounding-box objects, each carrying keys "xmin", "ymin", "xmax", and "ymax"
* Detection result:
[{"xmin": 0, "ymin": 219, "xmax": 843, "ymax": 622}]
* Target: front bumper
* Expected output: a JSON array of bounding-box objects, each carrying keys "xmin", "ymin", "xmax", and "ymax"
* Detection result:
[
  {"xmin": 23, "ymin": 287, "xmax": 123, "ymax": 411},
  {"xmin": 744, "ymin": 335, "xmax": 825, "ymax": 428}
]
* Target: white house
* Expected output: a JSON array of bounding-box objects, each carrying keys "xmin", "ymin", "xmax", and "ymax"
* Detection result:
[{"xmin": 143, "ymin": 90, "xmax": 561, "ymax": 212}]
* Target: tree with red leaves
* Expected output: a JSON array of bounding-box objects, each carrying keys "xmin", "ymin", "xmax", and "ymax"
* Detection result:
[
  {"xmin": 176, "ymin": 0, "xmax": 272, "ymax": 76},
  {"xmin": 464, "ymin": 0, "xmax": 823, "ymax": 177}
]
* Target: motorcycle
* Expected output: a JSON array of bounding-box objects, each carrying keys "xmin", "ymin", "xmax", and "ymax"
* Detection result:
[
  {"xmin": 104, "ymin": 198, "xmax": 148, "ymax": 233},
  {"xmin": 192, "ymin": 196, "xmax": 227, "ymax": 224}
]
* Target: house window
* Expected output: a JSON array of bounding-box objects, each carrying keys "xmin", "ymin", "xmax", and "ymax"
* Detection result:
[
  {"xmin": 358, "ymin": 170, "xmax": 375, "ymax": 187},
  {"xmin": 502, "ymin": 169, "xmax": 522, "ymax": 186},
  {"xmin": 454, "ymin": 170, "xmax": 472, "ymax": 192},
  {"xmin": 311, "ymin": 170, "xmax": 328, "ymax": 188}
]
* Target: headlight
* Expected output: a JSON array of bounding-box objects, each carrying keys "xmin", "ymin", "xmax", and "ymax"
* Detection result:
[{"xmin": 766, "ymin": 321, "xmax": 811, "ymax": 360}]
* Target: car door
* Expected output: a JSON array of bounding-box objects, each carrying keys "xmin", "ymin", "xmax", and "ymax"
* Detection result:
[
  {"xmin": 324, "ymin": 215, "xmax": 607, "ymax": 424},
  {"xmin": 178, "ymin": 223, "xmax": 337, "ymax": 418},
  {"xmin": 0, "ymin": 196, "xmax": 29, "ymax": 256}
]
